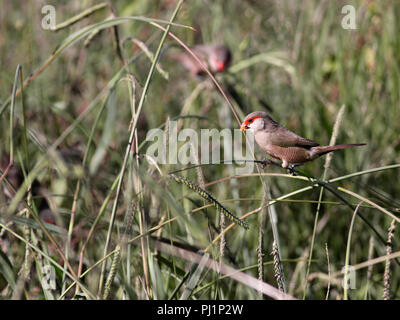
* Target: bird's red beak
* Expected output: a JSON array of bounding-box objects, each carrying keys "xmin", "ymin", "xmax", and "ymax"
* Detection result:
[
  {"xmin": 240, "ymin": 123, "xmax": 249, "ymax": 131},
  {"xmin": 217, "ymin": 61, "xmax": 225, "ymax": 71}
]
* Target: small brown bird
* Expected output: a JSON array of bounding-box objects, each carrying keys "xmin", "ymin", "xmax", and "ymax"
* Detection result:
[
  {"xmin": 173, "ymin": 44, "xmax": 232, "ymax": 78},
  {"xmin": 240, "ymin": 111, "xmax": 366, "ymax": 169}
]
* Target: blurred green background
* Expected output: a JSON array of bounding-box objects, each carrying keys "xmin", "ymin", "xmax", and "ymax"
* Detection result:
[{"xmin": 0, "ymin": 0, "xmax": 399, "ymax": 300}]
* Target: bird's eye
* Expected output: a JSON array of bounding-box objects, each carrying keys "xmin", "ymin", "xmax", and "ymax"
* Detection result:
[{"xmin": 248, "ymin": 119, "xmax": 253, "ymax": 123}]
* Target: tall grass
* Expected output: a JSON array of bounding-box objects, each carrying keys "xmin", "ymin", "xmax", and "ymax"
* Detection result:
[{"xmin": 0, "ymin": 0, "xmax": 399, "ymax": 300}]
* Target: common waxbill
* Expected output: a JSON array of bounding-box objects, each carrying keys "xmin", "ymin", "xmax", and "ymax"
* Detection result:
[
  {"xmin": 240, "ymin": 111, "xmax": 366, "ymax": 169},
  {"xmin": 173, "ymin": 44, "xmax": 232, "ymax": 77}
]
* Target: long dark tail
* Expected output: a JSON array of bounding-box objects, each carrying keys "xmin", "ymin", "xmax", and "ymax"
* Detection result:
[{"xmin": 312, "ymin": 143, "xmax": 366, "ymax": 157}]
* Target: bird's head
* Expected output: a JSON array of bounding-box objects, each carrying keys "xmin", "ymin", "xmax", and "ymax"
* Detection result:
[
  {"xmin": 209, "ymin": 45, "xmax": 232, "ymax": 73},
  {"xmin": 240, "ymin": 111, "xmax": 273, "ymax": 132}
]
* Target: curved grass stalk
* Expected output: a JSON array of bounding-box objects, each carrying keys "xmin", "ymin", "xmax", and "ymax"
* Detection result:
[
  {"xmin": 337, "ymin": 187, "xmax": 400, "ymax": 224},
  {"xmin": 155, "ymin": 240, "xmax": 296, "ymax": 300},
  {"xmin": 329, "ymin": 164, "xmax": 400, "ymax": 183},
  {"xmin": 193, "ymin": 258, "xmax": 312, "ymax": 295},
  {"xmin": 325, "ymin": 243, "xmax": 331, "ymax": 300},
  {"xmin": 347, "ymin": 249, "xmax": 400, "ymax": 273},
  {"xmin": 343, "ymin": 202, "xmax": 361, "ymax": 300},
  {"xmin": 229, "ymin": 51, "xmax": 297, "ymax": 84},
  {"xmin": 0, "ymin": 65, "xmax": 19, "ymax": 185},
  {"xmin": 53, "ymin": 2, "xmax": 109, "ymax": 31},
  {"xmin": 323, "ymin": 249, "xmax": 400, "ymax": 281}
]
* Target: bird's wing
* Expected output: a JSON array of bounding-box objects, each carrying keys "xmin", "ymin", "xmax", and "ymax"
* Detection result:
[
  {"xmin": 269, "ymin": 125, "xmax": 319, "ymax": 148},
  {"xmin": 191, "ymin": 45, "xmax": 210, "ymax": 57}
]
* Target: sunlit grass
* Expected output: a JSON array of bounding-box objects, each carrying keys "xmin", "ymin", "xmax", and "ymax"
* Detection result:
[{"xmin": 0, "ymin": 0, "xmax": 399, "ymax": 300}]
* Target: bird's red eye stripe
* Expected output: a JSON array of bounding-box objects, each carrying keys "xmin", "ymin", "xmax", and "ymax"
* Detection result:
[
  {"xmin": 245, "ymin": 116, "xmax": 260, "ymax": 125},
  {"xmin": 217, "ymin": 61, "xmax": 225, "ymax": 71}
]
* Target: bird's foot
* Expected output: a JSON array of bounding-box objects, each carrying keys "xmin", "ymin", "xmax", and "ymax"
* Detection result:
[{"xmin": 287, "ymin": 164, "xmax": 300, "ymax": 176}]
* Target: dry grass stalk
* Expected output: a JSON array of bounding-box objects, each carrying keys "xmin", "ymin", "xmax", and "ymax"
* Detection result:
[
  {"xmin": 325, "ymin": 243, "xmax": 331, "ymax": 300},
  {"xmin": 103, "ymin": 245, "xmax": 121, "ymax": 299},
  {"xmin": 272, "ymin": 241, "xmax": 284, "ymax": 292},
  {"xmin": 169, "ymin": 174, "xmax": 249, "ymax": 229},
  {"xmin": 383, "ymin": 219, "xmax": 396, "ymax": 300}
]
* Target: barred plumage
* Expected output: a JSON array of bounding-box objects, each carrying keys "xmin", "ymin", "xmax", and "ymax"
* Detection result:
[{"xmin": 169, "ymin": 174, "xmax": 249, "ymax": 229}]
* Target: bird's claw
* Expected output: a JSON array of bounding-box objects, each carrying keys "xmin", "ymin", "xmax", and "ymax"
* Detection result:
[{"xmin": 287, "ymin": 164, "xmax": 299, "ymax": 176}]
